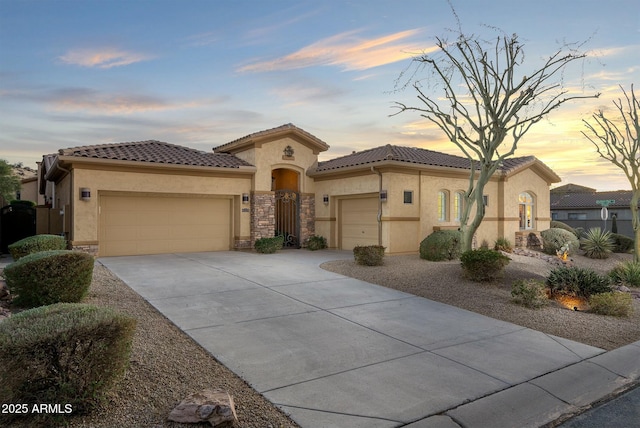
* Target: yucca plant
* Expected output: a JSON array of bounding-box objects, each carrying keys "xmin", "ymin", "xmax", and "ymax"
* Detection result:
[
  {"xmin": 580, "ymin": 228, "xmax": 615, "ymax": 259},
  {"xmin": 610, "ymin": 261, "xmax": 640, "ymax": 288}
]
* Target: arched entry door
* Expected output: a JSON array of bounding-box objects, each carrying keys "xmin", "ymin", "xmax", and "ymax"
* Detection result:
[{"xmin": 272, "ymin": 168, "xmax": 300, "ymax": 248}]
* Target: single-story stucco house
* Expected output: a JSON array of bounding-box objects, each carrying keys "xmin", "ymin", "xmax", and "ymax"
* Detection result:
[{"xmin": 38, "ymin": 123, "xmax": 560, "ymax": 257}]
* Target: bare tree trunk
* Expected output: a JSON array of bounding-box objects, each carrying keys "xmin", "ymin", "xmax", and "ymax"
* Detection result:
[{"xmin": 632, "ymin": 190, "xmax": 640, "ymax": 262}]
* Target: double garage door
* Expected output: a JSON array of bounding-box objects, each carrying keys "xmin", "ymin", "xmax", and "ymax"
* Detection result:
[{"xmin": 100, "ymin": 194, "xmax": 231, "ymax": 257}]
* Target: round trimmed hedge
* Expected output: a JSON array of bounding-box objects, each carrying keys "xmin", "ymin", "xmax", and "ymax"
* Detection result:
[
  {"xmin": 540, "ymin": 228, "xmax": 580, "ymax": 256},
  {"xmin": 8, "ymin": 234, "xmax": 67, "ymax": 260},
  {"xmin": 419, "ymin": 230, "xmax": 461, "ymax": 261},
  {"xmin": 3, "ymin": 250, "xmax": 94, "ymax": 307}
]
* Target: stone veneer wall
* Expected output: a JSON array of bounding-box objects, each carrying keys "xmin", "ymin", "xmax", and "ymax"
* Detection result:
[
  {"xmin": 299, "ymin": 193, "xmax": 315, "ymax": 247},
  {"xmin": 71, "ymin": 244, "xmax": 99, "ymax": 257},
  {"xmin": 250, "ymin": 192, "xmax": 275, "ymax": 245}
]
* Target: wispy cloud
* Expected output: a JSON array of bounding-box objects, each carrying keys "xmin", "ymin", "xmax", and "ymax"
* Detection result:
[
  {"xmin": 58, "ymin": 47, "xmax": 153, "ymax": 68},
  {"xmin": 41, "ymin": 87, "xmax": 213, "ymax": 114},
  {"xmin": 237, "ymin": 28, "xmax": 428, "ymax": 73}
]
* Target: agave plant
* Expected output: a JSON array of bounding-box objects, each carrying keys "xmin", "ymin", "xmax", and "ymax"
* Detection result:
[{"xmin": 580, "ymin": 227, "xmax": 615, "ymax": 259}]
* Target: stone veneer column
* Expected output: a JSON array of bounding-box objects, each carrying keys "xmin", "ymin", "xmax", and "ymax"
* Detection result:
[
  {"xmin": 299, "ymin": 193, "xmax": 315, "ymax": 246},
  {"xmin": 250, "ymin": 192, "xmax": 275, "ymax": 245}
]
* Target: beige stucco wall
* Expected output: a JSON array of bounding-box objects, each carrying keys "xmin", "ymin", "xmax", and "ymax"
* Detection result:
[
  {"xmin": 69, "ymin": 166, "xmax": 252, "ymax": 245},
  {"xmin": 234, "ymin": 137, "xmax": 318, "ymax": 193}
]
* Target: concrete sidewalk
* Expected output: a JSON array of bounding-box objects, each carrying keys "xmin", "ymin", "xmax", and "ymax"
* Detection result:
[{"xmin": 99, "ymin": 250, "xmax": 640, "ymax": 428}]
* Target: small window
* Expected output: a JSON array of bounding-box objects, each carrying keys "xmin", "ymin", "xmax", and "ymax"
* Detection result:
[
  {"xmin": 437, "ymin": 190, "xmax": 448, "ymax": 221},
  {"xmin": 453, "ymin": 191, "xmax": 464, "ymax": 222},
  {"xmin": 568, "ymin": 213, "xmax": 587, "ymax": 220},
  {"xmin": 403, "ymin": 190, "xmax": 413, "ymax": 204},
  {"xmin": 551, "ymin": 212, "xmax": 558, "ymax": 220}
]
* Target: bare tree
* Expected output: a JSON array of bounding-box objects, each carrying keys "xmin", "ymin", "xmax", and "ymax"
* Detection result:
[
  {"xmin": 393, "ymin": 31, "xmax": 598, "ymax": 251},
  {"xmin": 583, "ymin": 85, "xmax": 639, "ymax": 261}
]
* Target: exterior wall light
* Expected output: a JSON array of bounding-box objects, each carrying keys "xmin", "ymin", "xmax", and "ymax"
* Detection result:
[
  {"xmin": 80, "ymin": 187, "xmax": 91, "ymax": 201},
  {"xmin": 380, "ymin": 190, "xmax": 388, "ymax": 202},
  {"xmin": 242, "ymin": 193, "xmax": 249, "ymax": 204},
  {"xmin": 323, "ymin": 194, "xmax": 329, "ymax": 205}
]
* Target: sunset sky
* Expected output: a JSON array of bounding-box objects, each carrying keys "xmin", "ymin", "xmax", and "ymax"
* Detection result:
[{"xmin": 1, "ymin": 0, "xmax": 638, "ymax": 190}]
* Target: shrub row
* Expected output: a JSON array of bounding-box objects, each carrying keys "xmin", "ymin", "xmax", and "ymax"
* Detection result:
[
  {"xmin": 8, "ymin": 234, "xmax": 67, "ymax": 260},
  {"xmin": 254, "ymin": 235, "xmax": 285, "ymax": 254},
  {"xmin": 3, "ymin": 250, "xmax": 94, "ymax": 308},
  {"xmin": 0, "ymin": 303, "xmax": 136, "ymax": 424},
  {"xmin": 547, "ymin": 221, "xmax": 634, "ymax": 254}
]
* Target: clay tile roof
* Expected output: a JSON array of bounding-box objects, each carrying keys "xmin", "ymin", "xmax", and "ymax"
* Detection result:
[
  {"xmin": 213, "ymin": 123, "xmax": 329, "ymax": 152},
  {"xmin": 58, "ymin": 140, "xmax": 252, "ymax": 168},
  {"xmin": 551, "ymin": 189, "xmax": 634, "ymax": 209},
  {"xmin": 314, "ymin": 144, "xmax": 535, "ymax": 173}
]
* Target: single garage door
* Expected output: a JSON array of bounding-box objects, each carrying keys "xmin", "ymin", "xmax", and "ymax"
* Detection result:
[
  {"xmin": 340, "ymin": 197, "xmax": 379, "ymax": 250},
  {"xmin": 100, "ymin": 194, "xmax": 231, "ymax": 257}
]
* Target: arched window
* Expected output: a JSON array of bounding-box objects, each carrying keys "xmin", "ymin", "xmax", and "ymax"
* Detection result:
[
  {"xmin": 518, "ymin": 192, "xmax": 535, "ymax": 230},
  {"xmin": 437, "ymin": 190, "xmax": 448, "ymax": 222},
  {"xmin": 453, "ymin": 191, "xmax": 464, "ymax": 222}
]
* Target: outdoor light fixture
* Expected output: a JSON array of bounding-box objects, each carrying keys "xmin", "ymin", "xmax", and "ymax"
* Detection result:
[
  {"xmin": 80, "ymin": 187, "xmax": 91, "ymax": 201},
  {"xmin": 380, "ymin": 190, "xmax": 388, "ymax": 202},
  {"xmin": 242, "ymin": 193, "xmax": 249, "ymax": 204},
  {"xmin": 323, "ymin": 194, "xmax": 329, "ymax": 205},
  {"xmin": 283, "ymin": 145, "xmax": 294, "ymax": 157}
]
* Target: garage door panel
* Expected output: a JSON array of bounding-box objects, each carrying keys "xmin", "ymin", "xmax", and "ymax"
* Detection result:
[
  {"xmin": 100, "ymin": 195, "xmax": 231, "ymax": 257},
  {"xmin": 340, "ymin": 197, "xmax": 379, "ymax": 250}
]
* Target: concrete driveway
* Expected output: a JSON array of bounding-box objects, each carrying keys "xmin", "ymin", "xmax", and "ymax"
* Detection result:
[{"xmin": 99, "ymin": 250, "xmax": 640, "ymax": 428}]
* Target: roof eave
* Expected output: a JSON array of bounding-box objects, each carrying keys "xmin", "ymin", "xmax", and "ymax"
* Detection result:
[{"xmin": 53, "ymin": 155, "xmax": 257, "ymax": 174}]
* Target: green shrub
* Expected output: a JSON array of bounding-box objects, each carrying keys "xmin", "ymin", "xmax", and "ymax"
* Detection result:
[
  {"xmin": 511, "ymin": 279, "xmax": 549, "ymax": 309},
  {"xmin": 419, "ymin": 230, "xmax": 461, "ymax": 261},
  {"xmin": 588, "ymin": 292, "xmax": 634, "ymax": 317},
  {"xmin": 353, "ymin": 245, "xmax": 385, "ymax": 266},
  {"xmin": 9, "ymin": 200, "xmax": 36, "ymax": 207},
  {"xmin": 610, "ymin": 233, "xmax": 634, "ymax": 253},
  {"xmin": 494, "ymin": 237, "xmax": 513, "ymax": 253},
  {"xmin": 8, "ymin": 234, "xmax": 67, "ymax": 260},
  {"xmin": 305, "ymin": 235, "xmax": 327, "ymax": 251},
  {"xmin": 460, "ymin": 249, "xmax": 510, "ymax": 282},
  {"xmin": 550, "ymin": 220, "xmax": 576, "ymax": 236},
  {"xmin": 580, "ymin": 228, "xmax": 615, "ymax": 259},
  {"xmin": 540, "ymin": 228, "xmax": 580, "ymax": 256},
  {"xmin": 3, "ymin": 250, "xmax": 94, "ymax": 307},
  {"xmin": 254, "ymin": 235, "xmax": 285, "ymax": 254},
  {"xmin": 0, "ymin": 303, "xmax": 136, "ymax": 423},
  {"xmin": 609, "ymin": 261, "xmax": 640, "ymax": 288},
  {"xmin": 546, "ymin": 266, "xmax": 612, "ymax": 298}
]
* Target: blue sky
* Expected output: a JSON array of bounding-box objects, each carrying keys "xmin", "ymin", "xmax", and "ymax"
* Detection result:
[{"xmin": 1, "ymin": 0, "xmax": 638, "ymax": 190}]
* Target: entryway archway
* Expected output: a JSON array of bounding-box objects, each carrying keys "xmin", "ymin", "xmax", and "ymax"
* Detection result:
[{"xmin": 272, "ymin": 168, "xmax": 300, "ymax": 248}]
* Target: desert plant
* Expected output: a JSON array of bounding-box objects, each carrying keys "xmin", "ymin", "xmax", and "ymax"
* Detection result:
[
  {"xmin": 460, "ymin": 249, "xmax": 510, "ymax": 282},
  {"xmin": 573, "ymin": 227, "xmax": 587, "ymax": 239},
  {"xmin": 550, "ymin": 220, "xmax": 577, "ymax": 236},
  {"xmin": 3, "ymin": 250, "xmax": 94, "ymax": 307},
  {"xmin": 580, "ymin": 227, "xmax": 615, "ymax": 259},
  {"xmin": 0, "ymin": 303, "xmax": 136, "ymax": 424},
  {"xmin": 8, "ymin": 234, "xmax": 67, "ymax": 260},
  {"xmin": 511, "ymin": 279, "xmax": 549, "ymax": 309},
  {"xmin": 254, "ymin": 235, "xmax": 285, "ymax": 254},
  {"xmin": 610, "ymin": 233, "xmax": 634, "ymax": 253},
  {"xmin": 547, "ymin": 266, "xmax": 612, "ymax": 298},
  {"xmin": 609, "ymin": 261, "xmax": 640, "ymax": 288},
  {"xmin": 353, "ymin": 245, "xmax": 385, "ymax": 266},
  {"xmin": 588, "ymin": 292, "xmax": 634, "ymax": 317},
  {"xmin": 540, "ymin": 228, "xmax": 580, "ymax": 256},
  {"xmin": 494, "ymin": 237, "xmax": 513, "ymax": 253},
  {"xmin": 419, "ymin": 230, "xmax": 461, "ymax": 261},
  {"xmin": 305, "ymin": 235, "xmax": 327, "ymax": 251}
]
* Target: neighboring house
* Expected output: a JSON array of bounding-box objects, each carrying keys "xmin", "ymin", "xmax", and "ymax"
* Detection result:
[
  {"xmin": 38, "ymin": 123, "xmax": 560, "ymax": 257},
  {"xmin": 550, "ymin": 184, "xmax": 635, "ymax": 238},
  {"xmin": 0, "ymin": 165, "xmax": 43, "ymax": 206}
]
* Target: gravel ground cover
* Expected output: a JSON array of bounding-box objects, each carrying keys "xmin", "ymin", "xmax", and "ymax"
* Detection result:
[{"xmin": 322, "ymin": 251, "xmax": 639, "ymax": 351}]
